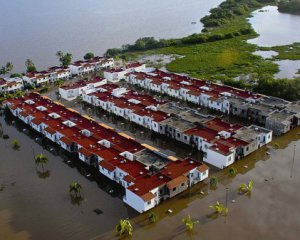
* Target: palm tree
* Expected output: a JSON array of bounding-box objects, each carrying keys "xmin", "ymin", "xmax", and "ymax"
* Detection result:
[
  {"xmin": 148, "ymin": 212, "xmax": 158, "ymax": 223},
  {"xmin": 210, "ymin": 177, "xmax": 218, "ymax": 187},
  {"xmin": 0, "ymin": 62, "xmax": 14, "ymax": 75},
  {"xmin": 6, "ymin": 62, "xmax": 14, "ymax": 73},
  {"xmin": 238, "ymin": 180, "xmax": 253, "ymax": 194},
  {"xmin": 209, "ymin": 201, "xmax": 228, "ymax": 216},
  {"xmin": 69, "ymin": 182, "xmax": 82, "ymax": 198},
  {"xmin": 228, "ymin": 167, "xmax": 237, "ymax": 176},
  {"xmin": 35, "ymin": 153, "xmax": 48, "ymax": 172},
  {"xmin": 25, "ymin": 59, "xmax": 37, "ymax": 73},
  {"xmin": 182, "ymin": 215, "xmax": 199, "ymax": 231},
  {"xmin": 56, "ymin": 50, "xmax": 63, "ymax": 59},
  {"xmin": 115, "ymin": 219, "xmax": 133, "ymax": 237}
]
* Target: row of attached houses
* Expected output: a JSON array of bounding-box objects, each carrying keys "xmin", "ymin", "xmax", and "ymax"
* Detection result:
[
  {"xmin": 69, "ymin": 57, "xmax": 114, "ymax": 76},
  {"xmin": 125, "ymin": 67, "xmax": 300, "ymax": 135},
  {"xmin": 59, "ymin": 77, "xmax": 108, "ymax": 101},
  {"xmin": 82, "ymin": 83, "xmax": 273, "ymax": 169},
  {"xmin": 23, "ymin": 67, "xmax": 72, "ymax": 87},
  {"xmin": 4, "ymin": 93, "xmax": 208, "ymax": 213},
  {"xmin": 0, "ymin": 77, "xmax": 24, "ymax": 94},
  {"xmin": 20, "ymin": 56, "xmax": 114, "ymax": 88},
  {"xmin": 103, "ymin": 62, "xmax": 146, "ymax": 82}
]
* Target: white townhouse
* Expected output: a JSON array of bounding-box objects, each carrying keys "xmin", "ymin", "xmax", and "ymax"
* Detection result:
[
  {"xmin": 69, "ymin": 57, "xmax": 114, "ymax": 76},
  {"xmin": 104, "ymin": 69, "xmax": 128, "ymax": 82},
  {"xmin": 23, "ymin": 72, "xmax": 50, "ymax": 86},
  {"xmin": 69, "ymin": 62, "xmax": 95, "ymax": 76},
  {"xmin": 204, "ymin": 143, "xmax": 236, "ymax": 169},
  {"xmin": 186, "ymin": 91, "xmax": 201, "ymax": 104},
  {"xmin": 48, "ymin": 67, "xmax": 71, "ymax": 82},
  {"xmin": 126, "ymin": 62, "xmax": 146, "ymax": 73},
  {"xmin": 0, "ymin": 77, "xmax": 24, "ymax": 93},
  {"xmin": 59, "ymin": 78, "xmax": 107, "ymax": 101}
]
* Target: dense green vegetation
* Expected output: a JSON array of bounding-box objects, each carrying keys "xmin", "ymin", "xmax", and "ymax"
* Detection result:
[
  {"xmin": 278, "ymin": 0, "xmax": 300, "ymax": 15},
  {"xmin": 0, "ymin": 62, "xmax": 14, "ymax": 76},
  {"xmin": 25, "ymin": 59, "xmax": 37, "ymax": 73},
  {"xmin": 113, "ymin": 0, "xmax": 300, "ymax": 101},
  {"xmin": 200, "ymin": 0, "xmax": 275, "ymax": 28},
  {"xmin": 142, "ymin": 36, "xmax": 278, "ymax": 80},
  {"xmin": 83, "ymin": 52, "xmax": 95, "ymax": 60},
  {"xmin": 56, "ymin": 51, "xmax": 73, "ymax": 67}
]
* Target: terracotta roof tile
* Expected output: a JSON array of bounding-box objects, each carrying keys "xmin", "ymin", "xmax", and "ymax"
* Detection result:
[{"xmin": 166, "ymin": 175, "xmax": 188, "ymax": 189}]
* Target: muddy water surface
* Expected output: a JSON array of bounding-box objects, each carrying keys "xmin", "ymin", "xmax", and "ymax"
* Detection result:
[{"xmin": 1, "ymin": 93, "xmax": 300, "ymax": 239}]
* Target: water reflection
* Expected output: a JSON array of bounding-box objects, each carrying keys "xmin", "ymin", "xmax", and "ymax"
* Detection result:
[
  {"xmin": 253, "ymin": 50, "xmax": 278, "ymax": 59},
  {"xmin": 36, "ymin": 170, "xmax": 51, "ymax": 179},
  {"xmin": 274, "ymin": 60, "xmax": 300, "ymax": 79},
  {"xmin": 70, "ymin": 195, "xmax": 84, "ymax": 206}
]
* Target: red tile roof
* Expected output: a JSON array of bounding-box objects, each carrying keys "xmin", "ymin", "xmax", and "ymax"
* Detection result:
[{"xmin": 99, "ymin": 160, "xmax": 116, "ymax": 172}]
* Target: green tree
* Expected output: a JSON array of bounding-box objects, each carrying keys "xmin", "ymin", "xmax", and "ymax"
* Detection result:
[
  {"xmin": 0, "ymin": 62, "xmax": 14, "ymax": 75},
  {"xmin": 69, "ymin": 182, "xmax": 82, "ymax": 198},
  {"xmin": 83, "ymin": 52, "xmax": 95, "ymax": 60},
  {"xmin": 228, "ymin": 167, "xmax": 238, "ymax": 176},
  {"xmin": 182, "ymin": 215, "xmax": 199, "ymax": 231},
  {"xmin": 238, "ymin": 180, "xmax": 253, "ymax": 194},
  {"xmin": 35, "ymin": 153, "xmax": 48, "ymax": 172},
  {"xmin": 210, "ymin": 177, "xmax": 218, "ymax": 187},
  {"xmin": 10, "ymin": 73, "xmax": 23, "ymax": 78},
  {"xmin": 209, "ymin": 201, "xmax": 228, "ymax": 215},
  {"xmin": 56, "ymin": 51, "xmax": 73, "ymax": 67},
  {"xmin": 148, "ymin": 212, "xmax": 158, "ymax": 223},
  {"xmin": 12, "ymin": 139, "xmax": 20, "ymax": 149},
  {"xmin": 115, "ymin": 219, "xmax": 133, "ymax": 237},
  {"xmin": 25, "ymin": 59, "xmax": 37, "ymax": 73}
]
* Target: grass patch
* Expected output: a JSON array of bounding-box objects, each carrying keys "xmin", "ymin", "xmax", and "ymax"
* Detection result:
[{"xmin": 148, "ymin": 36, "xmax": 278, "ymax": 80}]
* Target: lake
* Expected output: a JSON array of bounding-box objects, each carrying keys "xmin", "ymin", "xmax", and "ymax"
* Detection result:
[
  {"xmin": 248, "ymin": 6, "xmax": 300, "ymax": 47},
  {"xmin": 249, "ymin": 6, "xmax": 300, "ymax": 79},
  {"xmin": 0, "ymin": 0, "xmax": 223, "ymax": 72}
]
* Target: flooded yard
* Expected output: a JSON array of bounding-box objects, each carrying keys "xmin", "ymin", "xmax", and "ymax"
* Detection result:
[
  {"xmin": 0, "ymin": 115, "xmax": 135, "ymax": 240},
  {"xmin": 1, "ymin": 84, "xmax": 300, "ymax": 239},
  {"xmin": 100, "ymin": 127, "xmax": 300, "ymax": 240},
  {"xmin": 1, "ymin": 109, "xmax": 299, "ymax": 239}
]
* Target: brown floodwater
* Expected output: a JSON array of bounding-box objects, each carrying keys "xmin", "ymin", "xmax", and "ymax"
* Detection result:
[
  {"xmin": 1, "ymin": 91, "xmax": 300, "ymax": 239},
  {"xmin": 96, "ymin": 127, "xmax": 300, "ymax": 240}
]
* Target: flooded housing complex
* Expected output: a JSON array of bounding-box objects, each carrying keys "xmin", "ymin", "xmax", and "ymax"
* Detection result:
[
  {"xmin": 3, "ymin": 93, "xmax": 209, "ymax": 213},
  {"xmin": 81, "ymin": 82, "xmax": 273, "ymax": 169},
  {"xmin": 1, "ymin": 57, "xmax": 300, "ymax": 213}
]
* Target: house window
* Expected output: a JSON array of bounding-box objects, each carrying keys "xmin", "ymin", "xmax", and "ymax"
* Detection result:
[
  {"xmin": 181, "ymin": 183, "xmax": 185, "ymax": 187},
  {"xmin": 172, "ymin": 187, "xmax": 176, "ymax": 191},
  {"xmin": 147, "ymin": 201, "xmax": 151, "ymax": 205},
  {"xmin": 246, "ymin": 147, "xmax": 249, "ymax": 151}
]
